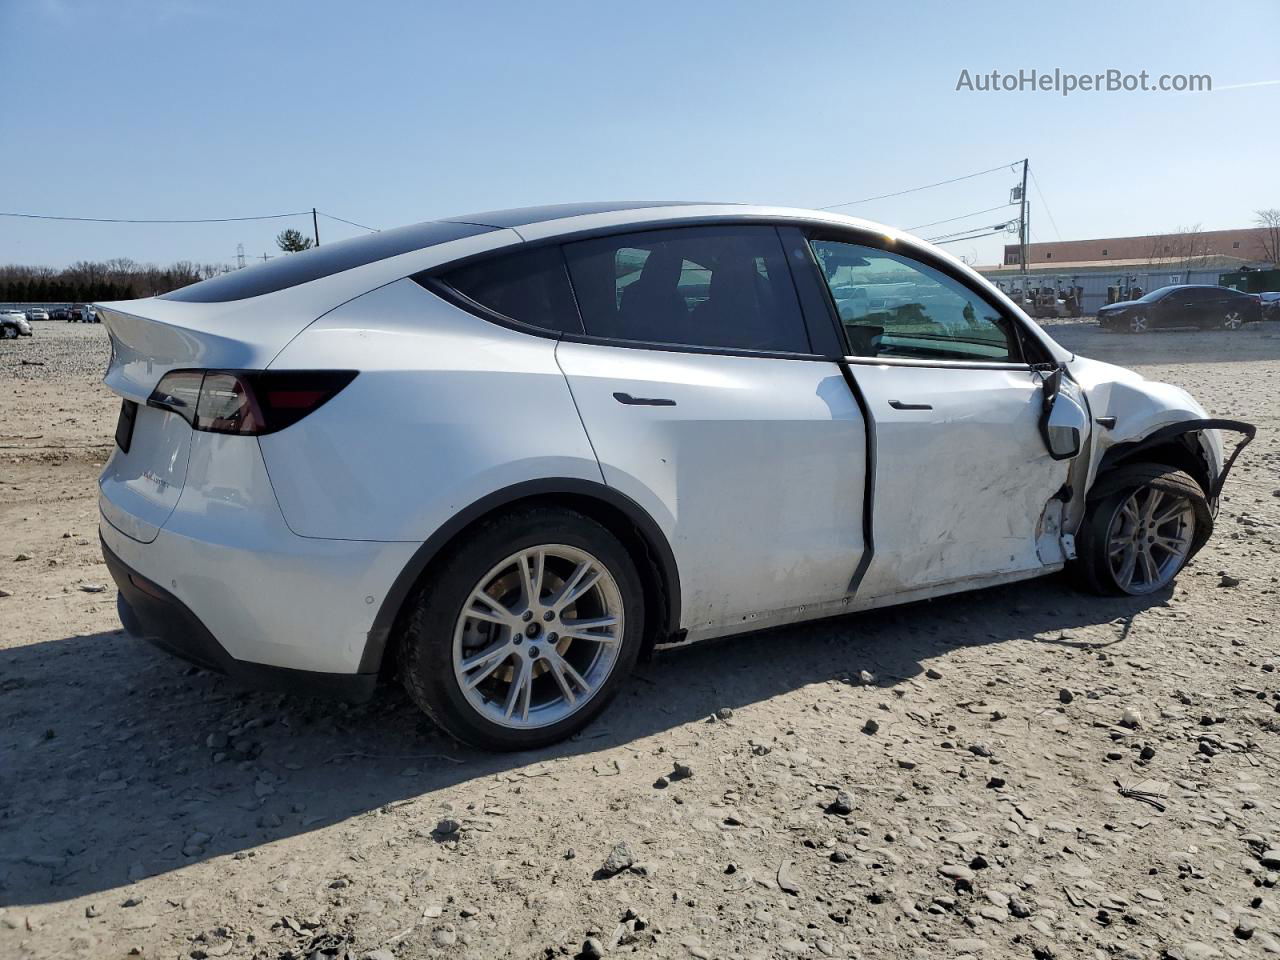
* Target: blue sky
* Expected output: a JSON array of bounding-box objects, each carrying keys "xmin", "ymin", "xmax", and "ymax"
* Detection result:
[{"xmin": 2, "ymin": 0, "xmax": 1277, "ymax": 268}]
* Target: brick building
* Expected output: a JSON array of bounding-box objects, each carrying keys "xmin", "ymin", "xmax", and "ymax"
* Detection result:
[{"xmin": 1001, "ymin": 227, "xmax": 1274, "ymax": 267}]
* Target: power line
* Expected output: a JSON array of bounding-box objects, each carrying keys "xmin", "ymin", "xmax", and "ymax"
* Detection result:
[
  {"xmin": 1029, "ymin": 170, "xmax": 1059, "ymax": 241},
  {"xmin": 817, "ymin": 161, "xmax": 1020, "ymax": 210},
  {"xmin": 318, "ymin": 211, "xmax": 380, "ymax": 232},
  {"xmin": 926, "ymin": 220, "xmax": 1018, "ymax": 244},
  {"xmin": 0, "ymin": 210, "xmax": 312, "ymax": 224},
  {"xmin": 906, "ymin": 203, "xmax": 1016, "ymax": 232},
  {"xmin": 929, "ymin": 228, "xmax": 1013, "ymax": 246},
  {"xmin": 0, "ymin": 209, "xmax": 381, "ymax": 233}
]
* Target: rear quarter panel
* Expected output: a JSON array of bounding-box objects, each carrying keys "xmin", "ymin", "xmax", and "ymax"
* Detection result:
[{"xmin": 259, "ymin": 279, "xmax": 602, "ymax": 542}]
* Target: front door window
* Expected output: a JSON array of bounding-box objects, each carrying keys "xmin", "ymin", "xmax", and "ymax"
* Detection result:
[{"xmin": 810, "ymin": 240, "xmax": 1018, "ymax": 362}]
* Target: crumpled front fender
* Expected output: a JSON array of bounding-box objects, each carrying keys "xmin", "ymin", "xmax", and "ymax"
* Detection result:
[{"xmin": 1068, "ymin": 355, "xmax": 1255, "ymax": 504}]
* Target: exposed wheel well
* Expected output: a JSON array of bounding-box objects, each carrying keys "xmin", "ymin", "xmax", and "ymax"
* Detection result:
[
  {"xmin": 1094, "ymin": 436, "xmax": 1213, "ymax": 500},
  {"xmin": 365, "ymin": 483, "xmax": 680, "ymax": 678}
]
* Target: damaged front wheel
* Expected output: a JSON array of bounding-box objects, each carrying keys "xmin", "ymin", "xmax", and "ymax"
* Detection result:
[{"xmin": 1070, "ymin": 463, "xmax": 1211, "ymax": 596}]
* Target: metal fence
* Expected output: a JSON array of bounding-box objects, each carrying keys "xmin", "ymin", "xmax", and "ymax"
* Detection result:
[{"xmin": 979, "ymin": 269, "xmax": 1232, "ymax": 315}]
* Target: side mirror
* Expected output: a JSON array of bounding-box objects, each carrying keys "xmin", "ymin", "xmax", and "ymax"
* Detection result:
[
  {"xmin": 1044, "ymin": 390, "xmax": 1087, "ymax": 459},
  {"xmin": 1038, "ymin": 366, "xmax": 1089, "ymax": 460}
]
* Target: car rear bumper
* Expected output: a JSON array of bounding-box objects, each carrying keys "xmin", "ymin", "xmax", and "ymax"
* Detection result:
[
  {"xmin": 102, "ymin": 534, "xmax": 379, "ymax": 701},
  {"xmin": 98, "ymin": 423, "xmax": 420, "ymax": 680}
]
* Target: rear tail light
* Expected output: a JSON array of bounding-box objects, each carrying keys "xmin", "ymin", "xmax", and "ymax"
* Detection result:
[{"xmin": 147, "ymin": 370, "xmax": 357, "ymax": 435}]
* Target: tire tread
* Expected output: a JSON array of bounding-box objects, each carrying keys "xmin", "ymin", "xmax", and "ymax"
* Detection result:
[
  {"xmin": 398, "ymin": 505, "xmax": 643, "ymax": 750},
  {"xmin": 1070, "ymin": 462, "xmax": 1210, "ymax": 595}
]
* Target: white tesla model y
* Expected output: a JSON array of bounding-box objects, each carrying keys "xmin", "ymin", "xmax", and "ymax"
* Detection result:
[{"xmin": 97, "ymin": 202, "xmax": 1253, "ymax": 749}]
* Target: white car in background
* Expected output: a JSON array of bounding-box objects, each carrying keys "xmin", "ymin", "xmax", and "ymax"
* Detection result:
[
  {"xmin": 2, "ymin": 310, "xmax": 33, "ymax": 337},
  {"xmin": 26, "ymin": 307, "xmax": 50, "ymax": 322},
  {"xmin": 96, "ymin": 202, "xmax": 1254, "ymax": 750}
]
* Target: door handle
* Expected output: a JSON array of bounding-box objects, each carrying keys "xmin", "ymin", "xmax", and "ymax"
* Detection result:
[
  {"xmin": 613, "ymin": 391, "xmax": 676, "ymax": 407},
  {"xmin": 888, "ymin": 399, "xmax": 933, "ymax": 411}
]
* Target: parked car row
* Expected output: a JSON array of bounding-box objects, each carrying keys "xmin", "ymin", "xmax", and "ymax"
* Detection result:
[
  {"xmin": 1096, "ymin": 285, "xmax": 1266, "ymax": 333},
  {"xmin": 62, "ymin": 304, "xmax": 101, "ymax": 323},
  {"xmin": 0, "ymin": 305, "xmax": 103, "ymax": 322},
  {"xmin": 1, "ymin": 310, "xmax": 33, "ymax": 338}
]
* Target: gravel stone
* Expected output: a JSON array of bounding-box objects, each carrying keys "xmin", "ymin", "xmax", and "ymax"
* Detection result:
[
  {"xmin": 599, "ymin": 842, "xmax": 635, "ymax": 877},
  {"xmin": 828, "ymin": 790, "xmax": 854, "ymax": 815}
]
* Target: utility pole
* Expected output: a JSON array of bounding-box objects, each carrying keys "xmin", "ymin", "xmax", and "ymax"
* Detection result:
[
  {"xmin": 312, "ymin": 208, "xmax": 320, "ymax": 247},
  {"xmin": 1018, "ymin": 158, "xmax": 1029, "ymax": 284},
  {"xmin": 236, "ymin": 243, "xmax": 246, "ymax": 270}
]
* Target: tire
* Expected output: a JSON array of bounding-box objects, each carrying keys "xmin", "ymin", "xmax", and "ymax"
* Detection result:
[
  {"xmin": 399, "ymin": 505, "xmax": 645, "ymax": 750},
  {"xmin": 1071, "ymin": 463, "xmax": 1211, "ymax": 596},
  {"xmin": 1128, "ymin": 314, "xmax": 1149, "ymax": 333},
  {"xmin": 1222, "ymin": 310, "xmax": 1244, "ymax": 331}
]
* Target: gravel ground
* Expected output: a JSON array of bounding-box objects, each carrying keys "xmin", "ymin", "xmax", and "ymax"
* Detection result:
[{"xmin": 2, "ymin": 320, "xmax": 1279, "ymax": 960}]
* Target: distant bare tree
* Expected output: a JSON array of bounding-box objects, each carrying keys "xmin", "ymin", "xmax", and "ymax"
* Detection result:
[
  {"xmin": 1165, "ymin": 224, "xmax": 1210, "ymax": 282},
  {"xmin": 1255, "ymin": 209, "xmax": 1280, "ymax": 264},
  {"xmin": 1143, "ymin": 232, "xmax": 1173, "ymax": 267},
  {"xmin": 0, "ymin": 258, "xmax": 233, "ymax": 302}
]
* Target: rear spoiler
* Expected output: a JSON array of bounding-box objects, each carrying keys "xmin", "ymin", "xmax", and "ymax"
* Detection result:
[{"xmin": 96, "ymin": 301, "xmax": 309, "ymax": 402}]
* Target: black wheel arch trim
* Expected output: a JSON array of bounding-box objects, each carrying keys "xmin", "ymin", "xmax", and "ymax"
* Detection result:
[
  {"xmin": 360, "ymin": 478, "xmax": 682, "ymax": 674},
  {"xmin": 1091, "ymin": 418, "xmax": 1256, "ymax": 501}
]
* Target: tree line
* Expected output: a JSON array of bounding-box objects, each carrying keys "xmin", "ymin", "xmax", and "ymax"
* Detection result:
[{"xmin": 0, "ymin": 258, "xmax": 229, "ymax": 303}]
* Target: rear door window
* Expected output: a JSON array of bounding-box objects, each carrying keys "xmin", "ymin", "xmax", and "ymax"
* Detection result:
[{"xmin": 562, "ymin": 226, "xmax": 811, "ymax": 353}]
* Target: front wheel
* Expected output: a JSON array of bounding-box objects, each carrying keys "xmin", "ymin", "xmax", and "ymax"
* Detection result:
[
  {"xmin": 400, "ymin": 506, "xmax": 645, "ymax": 750},
  {"xmin": 1128, "ymin": 314, "xmax": 1149, "ymax": 333},
  {"xmin": 1071, "ymin": 464, "xmax": 1211, "ymax": 595}
]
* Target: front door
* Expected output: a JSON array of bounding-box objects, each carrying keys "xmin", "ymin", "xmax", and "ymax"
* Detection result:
[{"xmin": 808, "ymin": 237, "xmax": 1073, "ymax": 599}]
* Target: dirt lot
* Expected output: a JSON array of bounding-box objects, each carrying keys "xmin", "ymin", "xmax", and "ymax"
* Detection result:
[{"xmin": 2, "ymin": 321, "xmax": 1279, "ymax": 960}]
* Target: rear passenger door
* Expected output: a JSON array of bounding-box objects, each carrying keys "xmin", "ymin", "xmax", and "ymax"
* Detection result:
[{"xmin": 554, "ymin": 225, "xmax": 867, "ymax": 638}]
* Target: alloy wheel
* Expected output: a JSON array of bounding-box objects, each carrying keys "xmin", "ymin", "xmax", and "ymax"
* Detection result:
[
  {"xmin": 1129, "ymin": 315, "xmax": 1148, "ymax": 333},
  {"xmin": 452, "ymin": 544, "xmax": 624, "ymax": 729},
  {"xmin": 1223, "ymin": 310, "xmax": 1243, "ymax": 331},
  {"xmin": 1105, "ymin": 486, "xmax": 1195, "ymax": 594}
]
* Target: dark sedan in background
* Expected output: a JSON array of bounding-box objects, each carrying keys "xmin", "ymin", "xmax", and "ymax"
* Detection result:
[{"xmin": 1098, "ymin": 284, "xmax": 1261, "ymax": 333}]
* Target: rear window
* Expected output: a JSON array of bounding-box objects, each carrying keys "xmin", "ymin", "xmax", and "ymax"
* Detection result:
[{"xmin": 162, "ymin": 220, "xmax": 495, "ymax": 303}]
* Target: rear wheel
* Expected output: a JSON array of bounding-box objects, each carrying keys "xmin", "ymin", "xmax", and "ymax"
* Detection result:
[
  {"xmin": 1222, "ymin": 310, "xmax": 1244, "ymax": 331},
  {"xmin": 400, "ymin": 506, "xmax": 644, "ymax": 750},
  {"xmin": 1071, "ymin": 464, "xmax": 1210, "ymax": 595}
]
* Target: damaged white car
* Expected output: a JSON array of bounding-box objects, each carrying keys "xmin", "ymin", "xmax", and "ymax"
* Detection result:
[{"xmin": 96, "ymin": 202, "xmax": 1254, "ymax": 749}]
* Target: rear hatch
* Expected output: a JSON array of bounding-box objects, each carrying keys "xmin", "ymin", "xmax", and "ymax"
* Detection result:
[{"xmin": 97, "ymin": 298, "xmax": 314, "ymax": 542}]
